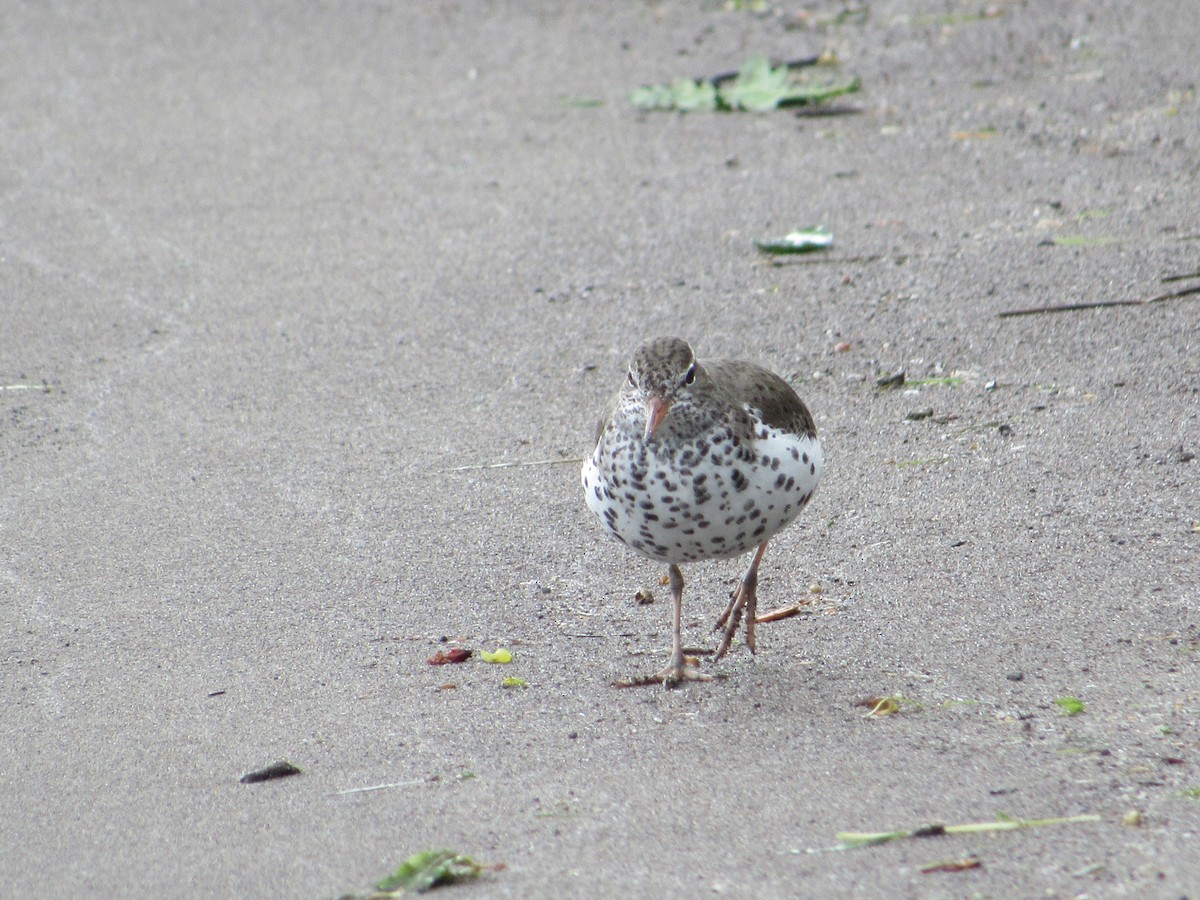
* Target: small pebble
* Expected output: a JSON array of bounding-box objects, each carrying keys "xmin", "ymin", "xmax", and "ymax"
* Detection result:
[
  {"xmin": 240, "ymin": 761, "xmax": 301, "ymax": 784},
  {"xmin": 1006, "ymin": 671, "xmax": 1024, "ymax": 682}
]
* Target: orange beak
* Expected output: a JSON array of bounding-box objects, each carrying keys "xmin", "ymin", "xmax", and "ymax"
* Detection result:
[{"xmin": 644, "ymin": 397, "xmax": 670, "ymax": 441}]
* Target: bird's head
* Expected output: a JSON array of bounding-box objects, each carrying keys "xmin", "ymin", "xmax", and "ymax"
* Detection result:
[{"xmin": 624, "ymin": 336, "xmax": 704, "ymax": 441}]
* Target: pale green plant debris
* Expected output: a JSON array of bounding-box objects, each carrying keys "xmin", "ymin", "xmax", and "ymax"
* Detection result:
[
  {"xmin": 632, "ymin": 55, "xmax": 859, "ymax": 113},
  {"xmin": 755, "ymin": 227, "xmax": 834, "ymax": 254},
  {"xmin": 1056, "ymin": 696, "xmax": 1085, "ymax": 716},
  {"xmin": 371, "ymin": 850, "xmax": 484, "ymax": 896},
  {"xmin": 630, "ymin": 79, "xmax": 717, "ymax": 111},
  {"xmin": 837, "ymin": 813, "xmax": 1101, "ymax": 848},
  {"xmin": 480, "ymin": 648, "xmax": 513, "ymax": 664}
]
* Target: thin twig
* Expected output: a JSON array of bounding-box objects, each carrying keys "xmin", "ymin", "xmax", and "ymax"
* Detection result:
[
  {"xmin": 997, "ymin": 284, "xmax": 1200, "ymax": 318},
  {"xmin": 1162, "ymin": 270, "xmax": 1200, "ymax": 283},
  {"xmin": 763, "ymin": 253, "xmax": 913, "ymax": 267},
  {"xmin": 1145, "ymin": 284, "xmax": 1200, "ymax": 303},
  {"xmin": 999, "ymin": 299, "xmax": 1141, "ymax": 317},
  {"xmin": 334, "ymin": 779, "xmax": 426, "ymax": 796},
  {"xmin": 755, "ymin": 603, "xmax": 813, "ymax": 623},
  {"xmin": 447, "ymin": 457, "xmax": 583, "ymax": 472}
]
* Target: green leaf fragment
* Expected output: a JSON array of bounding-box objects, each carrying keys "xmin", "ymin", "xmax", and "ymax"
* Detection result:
[
  {"xmin": 1055, "ymin": 696, "xmax": 1085, "ymax": 716},
  {"xmin": 632, "ymin": 55, "xmax": 859, "ymax": 113},
  {"xmin": 631, "ymin": 79, "xmax": 717, "ymax": 111},
  {"xmin": 373, "ymin": 850, "xmax": 483, "ymax": 896},
  {"xmin": 672, "ymin": 79, "xmax": 719, "ymax": 112},
  {"xmin": 779, "ymin": 76, "xmax": 861, "ymax": 106},
  {"xmin": 501, "ymin": 676, "xmax": 527, "ymax": 688},
  {"xmin": 479, "ymin": 647, "xmax": 513, "ymax": 664},
  {"xmin": 629, "ymin": 84, "xmax": 672, "ymax": 110},
  {"xmin": 720, "ymin": 55, "xmax": 790, "ymax": 111},
  {"xmin": 756, "ymin": 227, "xmax": 834, "ymax": 254}
]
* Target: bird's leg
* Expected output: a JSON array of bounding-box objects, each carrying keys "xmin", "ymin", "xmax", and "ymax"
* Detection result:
[
  {"xmin": 649, "ymin": 563, "xmax": 711, "ymax": 687},
  {"xmin": 714, "ymin": 542, "xmax": 768, "ymax": 660},
  {"xmin": 613, "ymin": 565, "xmax": 714, "ymax": 687},
  {"xmin": 605, "ymin": 564, "xmax": 714, "ymax": 688}
]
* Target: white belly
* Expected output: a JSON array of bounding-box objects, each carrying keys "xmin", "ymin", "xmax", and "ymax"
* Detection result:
[{"xmin": 582, "ymin": 422, "xmax": 822, "ymax": 564}]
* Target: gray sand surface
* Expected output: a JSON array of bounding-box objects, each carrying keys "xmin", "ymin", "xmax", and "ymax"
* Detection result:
[{"xmin": 3, "ymin": 2, "xmax": 1198, "ymax": 897}]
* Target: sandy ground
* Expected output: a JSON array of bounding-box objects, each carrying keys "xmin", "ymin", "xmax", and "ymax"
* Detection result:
[{"xmin": 3, "ymin": 1, "xmax": 1198, "ymax": 897}]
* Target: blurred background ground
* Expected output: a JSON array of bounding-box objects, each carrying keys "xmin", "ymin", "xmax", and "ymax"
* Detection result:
[{"xmin": 2, "ymin": 1, "xmax": 1198, "ymax": 897}]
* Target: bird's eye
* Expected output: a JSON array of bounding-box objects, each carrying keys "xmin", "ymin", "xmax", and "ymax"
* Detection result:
[
  {"xmin": 627, "ymin": 371, "xmax": 636, "ymax": 387},
  {"xmin": 684, "ymin": 364, "xmax": 697, "ymax": 385}
]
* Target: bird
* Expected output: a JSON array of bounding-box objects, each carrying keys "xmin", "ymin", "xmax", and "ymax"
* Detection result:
[{"xmin": 581, "ymin": 336, "xmax": 823, "ymax": 686}]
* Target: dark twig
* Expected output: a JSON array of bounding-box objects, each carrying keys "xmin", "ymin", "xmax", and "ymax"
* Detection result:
[
  {"xmin": 997, "ymin": 284, "xmax": 1200, "ymax": 318},
  {"xmin": 706, "ymin": 55, "xmax": 821, "ymax": 86},
  {"xmin": 763, "ymin": 253, "xmax": 914, "ymax": 268}
]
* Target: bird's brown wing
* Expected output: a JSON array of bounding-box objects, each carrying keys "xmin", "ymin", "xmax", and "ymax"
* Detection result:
[
  {"xmin": 592, "ymin": 390, "xmax": 620, "ymax": 447},
  {"xmin": 702, "ymin": 358, "xmax": 817, "ymax": 438}
]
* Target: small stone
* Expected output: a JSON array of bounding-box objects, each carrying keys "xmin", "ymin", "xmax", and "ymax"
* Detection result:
[
  {"xmin": 634, "ymin": 589, "xmax": 655, "ymax": 605},
  {"xmin": 1121, "ymin": 810, "xmax": 1143, "ymax": 827},
  {"xmin": 239, "ymin": 761, "xmax": 301, "ymax": 784},
  {"xmin": 906, "ymin": 407, "xmax": 934, "ymax": 421},
  {"xmin": 1006, "ymin": 671, "xmax": 1024, "ymax": 682}
]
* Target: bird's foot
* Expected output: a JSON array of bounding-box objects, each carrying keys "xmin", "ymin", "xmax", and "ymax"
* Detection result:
[{"xmin": 613, "ymin": 654, "xmax": 712, "ymax": 689}]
